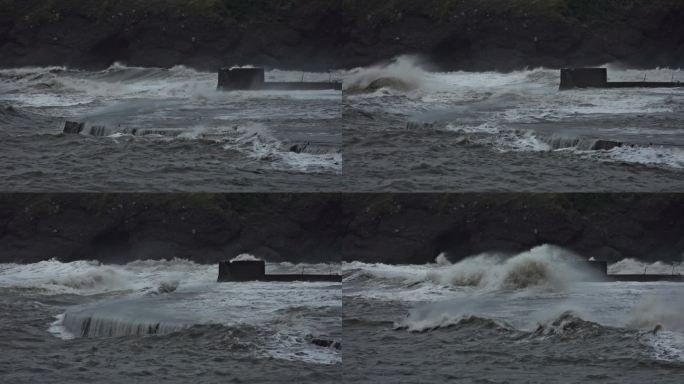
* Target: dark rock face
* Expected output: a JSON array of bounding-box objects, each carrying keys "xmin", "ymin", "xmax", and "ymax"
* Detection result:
[
  {"xmin": 1, "ymin": 1, "xmax": 683, "ymax": 71},
  {"xmin": 0, "ymin": 194, "xmax": 347, "ymax": 264},
  {"xmin": 0, "ymin": 194, "xmax": 682, "ymax": 265},
  {"xmin": 0, "ymin": 1, "xmax": 345, "ymax": 71},
  {"xmin": 338, "ymin": 194, "xmax": 684, "ymax": 264},
  {"xmin": 310, "ymin": 338, "xmax": 341, "ymax": 350},
  {"xmin": 591, "ymin": 140, "xmax": 623, "ymax": 151},
  {"xmin": 341, "ymin": 1, "xmax": 684, "ymax": 71}
]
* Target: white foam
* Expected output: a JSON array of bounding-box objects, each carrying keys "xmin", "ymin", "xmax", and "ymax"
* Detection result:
[
  {"xmin": 427, "ymin": 245, "xmax": 597, "ymax": 291},
  {"xmin": 343, "ymin": 55, "xmax": 431, "ymax": 92},
  {"xmin": 0, "ymin": 64, "xmax": 341, "ymax": 110},
  {"xmin": 277, "ymin": 151, "xmax": 343, "ymax": 173},
  {"xmin": 231, "ymin": 254, "xmax": 262, "ymax": 262},
  {"xmin": 0, "ymin": 258, "xmax": 338, "ymax": 295},
  {"xmin": 599, "ymin": 145, "xmax": 684, "ymax": 169},
  {"xmin": 48, "ymin": 313, "xmax": 75, "ymax": 340},
  {"xmin": 3, "ymin": 258, "xmax": 342, "ymax": 364},
  {"xmin": 609, "ymin": 258, "xmax": 683, "ymax": 275}
]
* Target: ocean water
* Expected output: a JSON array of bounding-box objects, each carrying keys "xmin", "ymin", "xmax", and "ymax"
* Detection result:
[
  {"xmin": 343, "ymin": 245, "xmax": 684, "ymax": 383},
  {"xmin": 0, "ymin": 258, "xmax": 342, "ymax": 383},
  {"xmin": 0, "ymin": 65, "xmax": 342, "ymax": 191},
  {"xmin": 343, "ymin": 56, "xmax": 684, "ymax": 191}
]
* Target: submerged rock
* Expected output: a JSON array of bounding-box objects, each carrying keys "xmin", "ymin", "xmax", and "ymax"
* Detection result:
[
  {"xmin": 310, "ymin": 338, "xmax": 341, "ymax": 350},
  {"xmin": 591, "ymin": 140, "xmax": 623, "ymax": 151},
  {"xmin": 290, "ymin": 142, "xmax": 310, "ymax": 154},
  {"xmin": 63, "ymin": 121, "xmax": 84, "ymax": 134}
]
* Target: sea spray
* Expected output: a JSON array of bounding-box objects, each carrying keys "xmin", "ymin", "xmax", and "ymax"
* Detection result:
[
  {"xmin": 345, "ymin": 245, "xmax": 598, "ymax": 292},
  {"xmin": 343, "ymin": 55, "xmax": 432, "ymax": 92},
  {"xmin": 610, "ymin": 258, "xmax": 684, "ymax": 275},
  {"xmin": 627, "ymin": 295, "xmax": 684, "ymax": 332},
  {"xmin": 427, "ymin": 245, "xmax": 596, "ymax": 291}
]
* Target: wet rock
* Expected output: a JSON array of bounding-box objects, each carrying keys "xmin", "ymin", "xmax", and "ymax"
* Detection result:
[
  {"xmin": 289, "ymin": 142, "xmax": 310, "ymax": 154},
  {"xmin": 311, "ymin": 338, "xmax": 341, "ymax": 350},
  {"xmin": 63, "ymin": 121, "xmax": 84, "ymax": 134},
  {"xmin": 591, "ymin": 140, "xmax": 622, "ymax": 151}
]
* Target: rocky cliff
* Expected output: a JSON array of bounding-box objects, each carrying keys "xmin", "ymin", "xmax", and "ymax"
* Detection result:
[
  {"xmin": 0, "ymin": 0, "xmax": 682, "ymax": 71},
  {"xmin": 0, "ymin": 194, "xmax": 682, "ymax": 264},
  {"xmin": 342, "ymin": 194, "xmax": 684, "ymax": 264},
  {"xmin": 0, "ymin": 0, "xmax": 344, "ymax": 71},
  {"xmin": 0, "ymin": 194, "xmax": 347, "ymax": 264},
  {"xmin": 342, "ymin": 0, "xmax": 684, "ymax": 71}
]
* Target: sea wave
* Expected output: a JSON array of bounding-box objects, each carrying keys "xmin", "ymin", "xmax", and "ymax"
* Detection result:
[
  {"xmin": 344, "ymin": 245, "xmax": 601, "ymax": 295},
  {"xmin": 0, "ymin": 258, "xmax": 340, "ymax": 295}
]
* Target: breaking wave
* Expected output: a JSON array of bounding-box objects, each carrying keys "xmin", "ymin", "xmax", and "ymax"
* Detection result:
[
  {"xmin": 0, "ymin": 63, "xmax": 340, "ymax": 106},
  {"xmin": 0, "ymin": 258, "xmax": 340, "ymax": 295},
  {"xmin": 395, "ymin": 313, "xmax": 514, "ymax": 333},
  {"xmin": 343, "ymin": 55, "xmax": 430, "ymax": 93},
  {"xmin": 0, "ymin": 258, "xmax": 207, "ymax": 295},
  {"xmin": 531, "ymin": 311, "xmax": 607, "ymax": 338},
  {"xmin": 58, "ymin": 120, "xmax": 342, "ymax": 173},
  {"xmin": 57, "ymin": 307, "xmax": 189, "ymax": 338},
  {"xmin": 347, "ymin": 55, "xmax": 684, "ymax": 175},
  {"xmin": 344, "ymin": 245, "xmax": 601, "ymax": 295},
  {"xmin": 426, "ymin": 245, "xmax": 598, "ymax": 290},
  {"xmin": 395, "ymin": 309, "xmax": 610, "ymax": 339}
]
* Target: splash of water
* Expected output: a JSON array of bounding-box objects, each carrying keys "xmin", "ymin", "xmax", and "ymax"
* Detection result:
[{"xmin": 343, "ymin": 55, "xmax": 432, "ymax": 92}]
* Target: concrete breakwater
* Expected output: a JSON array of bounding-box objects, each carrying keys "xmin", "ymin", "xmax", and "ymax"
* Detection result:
[
  {"xmin": 217, "ymin": 260, "xmax": 341, "ymax": 283},
  {"xmin": 560, "ymin": 68, "xmax": 684, "ymax": 90},
  {"xmin": 589, "ymin": 260, "xmax": 684, "ymax": 282},
  {"xmin": 217, "ymin": 68, "xmax": 342, "ymax": 91}
]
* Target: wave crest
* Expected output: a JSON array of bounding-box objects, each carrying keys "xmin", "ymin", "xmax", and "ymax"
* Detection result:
[
  {"xmin": 395, "ymin": 313, "xmax": 513, "ymax": 333},
  {"xmin": 532, "ymin": 311, "xmax": 606, "ymax": 338},
  {"xmin": 429, "ymin": 245, "xmax": 596, "ymax": 291}
]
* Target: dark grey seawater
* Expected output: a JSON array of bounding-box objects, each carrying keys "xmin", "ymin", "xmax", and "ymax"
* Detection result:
[
  {"xmin": 0, "ymin": 65, "xmax": 341, "ymax": 192},
  {"xmin": 0, "ymin": 260, "xmax": 341, "ymax": 384},
  {"xmin": 343, "ymin": 247, "xmax": 684, "ymax": 383},
  {"xmin": 343, "ymin": 57, "xmax": 684, "ymax": 191}
]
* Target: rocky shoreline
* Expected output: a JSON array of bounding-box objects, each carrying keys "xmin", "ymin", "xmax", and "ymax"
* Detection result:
[
  {"xmin": 0, "ymin": 194, "xmax": 682, "ymax": 265},
  {"xmin": 1, "ymin": 1, "xmax": 682, "ymax": 71},
  {"xmin": 0, "ymin": 0, "xmax": 344, "ymax": 71}
]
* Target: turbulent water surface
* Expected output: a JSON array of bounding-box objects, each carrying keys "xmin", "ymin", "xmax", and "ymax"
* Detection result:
[
  {"xmin": 0, "ymin": 65, "xmax": 342, "ymax": 191},
  {"xmin": 343, "ymin": 57, "xmax": 684, "ymax": 191},
  {"xmin": 0, "ymin": 259, "xmax": 341, "ymax": 383},
  {"xmin": 343, "ymin": 245, "xmax": 684, "ymax": 383}
]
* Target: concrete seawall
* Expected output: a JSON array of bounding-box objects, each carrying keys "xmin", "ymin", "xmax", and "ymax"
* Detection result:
[
  {"xmin": 606, "ymin": 274, "xmax": 684, "ymax": 282},
  {"xmin": 217, "ymin": 260, "xmax": 341, "ymax": 283},
  {"xmin": 217, "ymin": 67, "xmax": 342, "ymax": 91},
  {"xmin": 587, "ymin": 260, "xmax": 683, "ymax": 282},
  {"xmin": 560, "ymin": 68, "xmax": 684, "ymax": 90}
]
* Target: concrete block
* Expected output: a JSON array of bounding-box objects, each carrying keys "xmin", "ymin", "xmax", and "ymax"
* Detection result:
[{"xmin": 560, "ymin": 68, "xmax": 608, "ymax": 89}]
